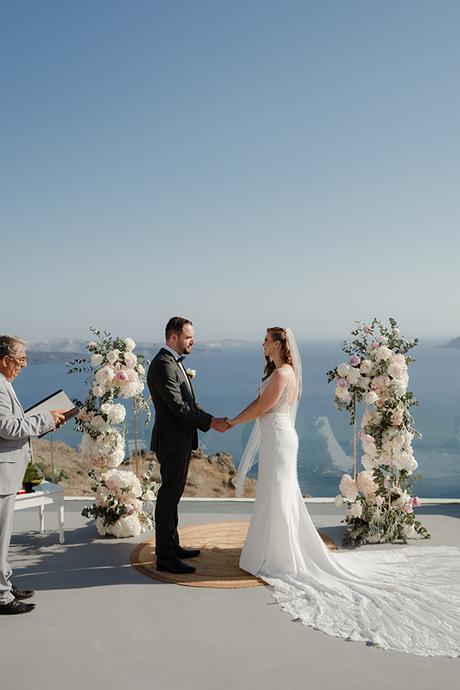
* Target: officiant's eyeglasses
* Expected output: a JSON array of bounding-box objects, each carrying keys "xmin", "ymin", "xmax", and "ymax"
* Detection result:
[{"xmin": 8, "ymin": 355, "xmax": 27, "ymax": 364}]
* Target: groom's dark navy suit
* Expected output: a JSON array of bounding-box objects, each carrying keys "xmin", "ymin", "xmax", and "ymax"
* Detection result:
[{"xmin": 147, "ymin": 348, "xmax": 212, "ymax": 557}]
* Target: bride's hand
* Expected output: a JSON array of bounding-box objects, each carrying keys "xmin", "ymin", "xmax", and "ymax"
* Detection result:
[{"xmin": 225, "ymin": 417, "xmax": 236, "ymax": 427}]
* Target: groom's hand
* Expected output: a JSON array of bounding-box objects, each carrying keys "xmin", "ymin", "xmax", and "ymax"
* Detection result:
[{"xmin": 211, "ymin": 417, "xmax": 231, "ymax": 433}]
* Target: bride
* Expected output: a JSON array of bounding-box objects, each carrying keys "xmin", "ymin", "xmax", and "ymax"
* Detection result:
[{"xmin": 226, "ymin": 327, "xmax": 460, "ymax": 657}]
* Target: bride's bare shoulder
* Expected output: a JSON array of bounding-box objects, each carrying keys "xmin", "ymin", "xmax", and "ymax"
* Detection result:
[
  {"xmin": 274, "ymin": 365, "xmax": 294, "ymax": 384},
  {"xmin": 280, "ymin": 364, "xmax": 296, "ymax": 387}
]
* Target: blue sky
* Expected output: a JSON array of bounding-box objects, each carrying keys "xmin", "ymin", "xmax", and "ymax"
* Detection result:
[{"xmin": 1, "ymin": 1, "xmax": 459, "ymax": 343}]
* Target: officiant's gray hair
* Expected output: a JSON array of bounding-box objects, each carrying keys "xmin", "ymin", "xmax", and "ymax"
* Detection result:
[{"xmin": 0, "ymin": 335, "xmax": 27, "ymax": 359}]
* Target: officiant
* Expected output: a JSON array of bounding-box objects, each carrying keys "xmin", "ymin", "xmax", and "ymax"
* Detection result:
[{"xmin": 0, "ymin": 335, "xmax": 66, "ymax": 615}]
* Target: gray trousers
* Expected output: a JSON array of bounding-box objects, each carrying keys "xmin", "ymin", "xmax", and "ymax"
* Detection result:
[{"xmin": 0, "ymin": 493, "xmax": 16, "ymax": 604}]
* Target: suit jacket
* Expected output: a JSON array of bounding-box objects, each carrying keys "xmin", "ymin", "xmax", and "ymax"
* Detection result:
[
  {"xmin": 0, "ymin": 375, "xmax": 55, "ymax": 495},
  {"xmin": 147, "ymin": 348, "xmax": 212, "ymax": 458}
]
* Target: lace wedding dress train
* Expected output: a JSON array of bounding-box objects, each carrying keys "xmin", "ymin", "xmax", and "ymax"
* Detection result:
[{"xmin": 239, "ymin": 380, "xmax": 460, "ymax": 657}]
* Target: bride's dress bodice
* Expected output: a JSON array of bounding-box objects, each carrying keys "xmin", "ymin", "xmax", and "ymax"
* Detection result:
[{"xmin": 259, "ymin": 378, "xmax": 293, "ymax": 417}]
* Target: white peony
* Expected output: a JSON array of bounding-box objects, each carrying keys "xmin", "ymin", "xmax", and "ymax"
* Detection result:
[
  {"xmin": 393, "ymin": 452, "xmax": 418, "ymax": 473},
  {"xmin": 95, "ymin": 366, "xmax": 115, "ymax": 386},
  {"xmin": 137, "ymin": 364, "xmax": 145, "ymax": 376},
  {"xmin": 100, "ymin": 402, "xmax": 126, "ymax": 424},
  {"xmin": 356, "ymin": 470, "xmax": 378, "ymax": 499},
  {"xmin": 365, "ymin": 391, "xmax": 379, "ymax": 405},
  {"xmin": 124, "ymin": 353, "xmax": 137, "ymax": 368},
  {"xmin": 120, "ymin": 380, "xmax": 144, "ymax": 399},
  {"xmin": 393, "ymin": 353, "xmax": 406, "ymax": 366},
  {"xmin": 374, "ymin": 345, "xmax": 393, "ymax": 361},
  {"xmin": 388, "ymin": 363, "xmax": 407, "ymax": 380},
  {"xmin": 124, "ymin": 337, "xmax": 136, "ymax": 352},
  {"xmin": 349, "ymin": 502, "xmax": 363, "ymax": 518},
  {"xmin": 107, "ymin": 349, "xmax": 120, "ymax": 365},
  {"xmin": 108, "ymin": 515, "xmax": 142, "ymax": 538},
  {"xmin": 337, "ymin": 363, "xmax": 350, "ymax": 378},
  {"xmin": 360, "ymin": 359, "xmax": 374, "ymax": 375},
  {"xmin": 339, "ymin": 474, "xmax": 359, "ymax": 501},
  {"xmin": 91, "ymin": 354, "xmax": 104, "ymax": 367},
  {"xmin": 361, "ymin": 454, "xmax": 377, "ymax": 470},
  {"xmin": 392, "ymin": 378, "xmax": 408, "ymax": 396},
  {"xmin": 357, "ymin": 376, "xmax": 370, "ymax": 390},
  {"xmin": 393, "ymin": 491, "xmax": 411, "ymax": 508},
  {"xmin": 346, "ymin": 367, "xmax": 361, "ymax": 385},
  {"xmin": 101, "ymin": 468, "xmax": 141, "ymax": 495}
]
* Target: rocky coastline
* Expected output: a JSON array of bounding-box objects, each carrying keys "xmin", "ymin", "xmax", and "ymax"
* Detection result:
[{"xmin": 30, "ymin": 439, "xmax": 256, "ymax": 498}]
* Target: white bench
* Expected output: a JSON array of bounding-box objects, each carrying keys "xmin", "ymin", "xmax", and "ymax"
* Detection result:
[{"xmin": 14, "ymin": 481, "xmax": 65, "ymax": 544}]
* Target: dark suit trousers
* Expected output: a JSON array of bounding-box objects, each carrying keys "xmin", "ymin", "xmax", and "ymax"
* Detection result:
[{"xmin": 155, "ymin": 444, "xmax": 193, "ymax": 557}]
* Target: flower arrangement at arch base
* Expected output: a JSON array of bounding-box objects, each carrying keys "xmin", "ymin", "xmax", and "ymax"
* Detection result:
[
  {"xmin": 68, "ymin": 328, "xmax": 158, "ymax": 538},
  {"xmin": 327, "ymin": 318, "xmax": 430, "ymax": 545}
]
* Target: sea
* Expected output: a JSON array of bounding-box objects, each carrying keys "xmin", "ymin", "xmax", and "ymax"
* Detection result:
[{"xmin": 15, "ymin": 339, "xmax": 460, "ymax": 498}]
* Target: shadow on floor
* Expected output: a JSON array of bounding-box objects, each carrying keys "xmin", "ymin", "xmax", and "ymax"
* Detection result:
[{"xmin": 10, "ymin": 524, "xmax": 166, "ymax": 590}]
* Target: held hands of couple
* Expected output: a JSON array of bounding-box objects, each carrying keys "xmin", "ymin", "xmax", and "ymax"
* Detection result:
[{"xmin": 211, "ymin": 417, "xmax": 233, "ymax": 433}]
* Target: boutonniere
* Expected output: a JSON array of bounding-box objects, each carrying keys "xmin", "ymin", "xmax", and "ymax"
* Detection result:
[{"xmin": 186, "ymin": 368, "xmax": 196, "ymax": 380}]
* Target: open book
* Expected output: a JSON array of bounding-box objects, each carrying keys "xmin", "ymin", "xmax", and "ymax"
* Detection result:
[{"xmin": 25, "ymin": 389, "xmax": 79, "ymax": 437}]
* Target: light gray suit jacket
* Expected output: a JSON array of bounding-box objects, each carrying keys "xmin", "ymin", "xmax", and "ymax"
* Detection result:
[{"xmin": 0, "ymin": 375, "xmax": 55, "ymax": 495}]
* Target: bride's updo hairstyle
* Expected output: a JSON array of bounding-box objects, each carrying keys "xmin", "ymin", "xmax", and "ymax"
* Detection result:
[{"xmin": 264, "ymin": 327, "xmax": 293, "ymax": 378}]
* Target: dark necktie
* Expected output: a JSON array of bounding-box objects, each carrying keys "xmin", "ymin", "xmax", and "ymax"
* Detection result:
[{"xmin": 177, "ymin": 356, "xmax": 185, "ymax": 363}]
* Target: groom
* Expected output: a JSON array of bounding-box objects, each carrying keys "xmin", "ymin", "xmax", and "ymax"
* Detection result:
[{"xmin": 147, "ymin": 317, "xmax": 229, "ymax": 574}]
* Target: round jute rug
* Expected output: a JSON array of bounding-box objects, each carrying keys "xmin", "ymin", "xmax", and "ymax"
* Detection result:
[{"xmin": 131, "ymin": 521, "xmax": 336, "ymax": 589}]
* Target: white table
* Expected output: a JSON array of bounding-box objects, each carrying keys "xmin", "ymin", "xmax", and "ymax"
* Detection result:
[{"xmin": 14, "ymin": 481, "xmax": 65, "ymax": 544}]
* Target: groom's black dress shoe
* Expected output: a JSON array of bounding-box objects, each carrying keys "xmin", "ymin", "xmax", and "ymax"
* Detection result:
[
  {"xmin": 0, "ymin": 599, "xmax": 35, "ymax": 615},
  {"xmin": 156, "ymin": 556, "xmax": 196, "ymax": 574},
  {"xmin": 11, "ymin": 586, "xmax": 35, "ymax": 600},
  {"xmin": 176, "ymin": 547, "xmax": 200, "ymax": 559}
]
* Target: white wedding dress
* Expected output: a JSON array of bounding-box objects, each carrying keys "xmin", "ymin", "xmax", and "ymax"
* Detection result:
[{"xmin": 239, "ymin": 378, "xmax": 460, "ymax": 657}]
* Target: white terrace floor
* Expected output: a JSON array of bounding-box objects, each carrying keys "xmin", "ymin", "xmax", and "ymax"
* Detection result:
[{"xmin": 3, "ymin": 499, "xmax": 460, "ymax": 690}]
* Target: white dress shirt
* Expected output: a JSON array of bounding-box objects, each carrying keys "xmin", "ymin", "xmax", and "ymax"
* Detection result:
[{"xmin": 163, "ymin": 345, "xmax": 192, "ymax": 392}]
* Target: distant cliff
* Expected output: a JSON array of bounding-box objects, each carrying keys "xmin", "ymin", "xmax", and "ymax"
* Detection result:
[
  {"xmin": 440, "ymin": 337, "xmax": 460, "ymax": 349},
  {"xmin": 27, "ymin": 351, "xmax": 82, "ymax": 365},
  {"xmin": 28, "ymin": 337, "xmax": 251, "ymax": 362}
]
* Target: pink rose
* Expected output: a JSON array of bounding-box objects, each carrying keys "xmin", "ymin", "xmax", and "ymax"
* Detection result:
[
  {"xmin": 411, "ymin": 496, "xmax": 422, "ymax": 507},
  {"xmin": 363, "ymin": 325, "xmax": 373, "ymax": 334},
  {"xmin": 349, "ymin": 355, "xmax": 361, "ymax": 367},
  {"xmin": 370, "ymin": 341, "xmax": 378, "ymax": 350},
  {"xmin": 115, "ymin": 370, "xmax": 128, "ymax": 382},
  {"xmin": 336, "ymin": 378, "xmax": 348, "ymax": 388},
  {"xmin": 87, "ymin": 341, "xmax": 98, "ymax": 351}
]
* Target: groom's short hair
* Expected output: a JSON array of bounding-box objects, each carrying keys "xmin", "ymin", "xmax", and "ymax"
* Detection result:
[{"xmin": 165, "ymin": 317, "xmax": 193, "ymax": 340}]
